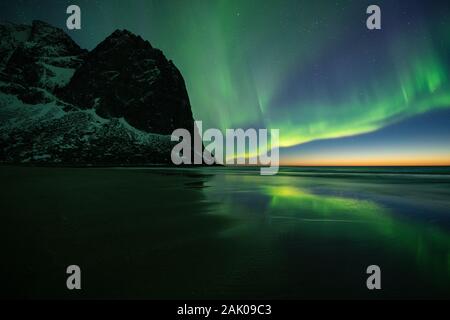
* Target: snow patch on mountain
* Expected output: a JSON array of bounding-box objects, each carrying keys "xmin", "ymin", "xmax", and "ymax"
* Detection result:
[
  {"xmin": 0, "ymin": 90, "xmax": 174, "ymax": 164},
  {"xmin": 39, "ymin": 62, "xmax": 75, "ymax": 89}
]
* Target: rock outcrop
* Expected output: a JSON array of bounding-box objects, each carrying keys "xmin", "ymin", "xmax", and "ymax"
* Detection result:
[{"xmin": 0, "ymin": 20, "xmax": 197, "ymax": 165}]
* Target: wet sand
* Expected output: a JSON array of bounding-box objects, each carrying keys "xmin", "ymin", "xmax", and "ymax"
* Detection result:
[{"xmin": 1, "ymin": 166, "xmax": 449, "ymax": 299}]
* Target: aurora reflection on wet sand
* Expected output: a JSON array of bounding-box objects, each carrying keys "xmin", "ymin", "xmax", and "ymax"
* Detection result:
[{"xmin": 1, "ymin": 166, "xmax": 449, "ymax": 299}]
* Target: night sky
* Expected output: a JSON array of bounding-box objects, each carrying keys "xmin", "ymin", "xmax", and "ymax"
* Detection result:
[{"xmin": 1, "ymin": 0, "xmax": 450, "ymax": 165}]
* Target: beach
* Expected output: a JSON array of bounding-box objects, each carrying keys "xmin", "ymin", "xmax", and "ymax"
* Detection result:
[{"xmin": 1, "ymin": 166, "xmax": 449, "ymax": 299}]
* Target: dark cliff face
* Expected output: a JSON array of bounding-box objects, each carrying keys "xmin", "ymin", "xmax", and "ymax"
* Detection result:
[
  {"xmin": 61, "ymin": 29, "xmax": 195, "ymax": 136},
  {"xmin": 0, "ymin": 21, "xmax": 197, "ymax": 165}
]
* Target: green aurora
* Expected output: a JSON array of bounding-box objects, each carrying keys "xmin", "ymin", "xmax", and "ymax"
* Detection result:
[{"xmin": 3, "ymin": 0, "xmax": 450, "ymax": 164}]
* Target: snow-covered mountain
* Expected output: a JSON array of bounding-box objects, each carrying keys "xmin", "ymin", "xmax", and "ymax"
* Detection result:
[{"xmin": 0, "ymin": 20, "xmax": 195, "ymax": 165}]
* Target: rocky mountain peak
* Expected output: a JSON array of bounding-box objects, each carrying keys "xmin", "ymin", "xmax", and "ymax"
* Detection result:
[
  {"xmin": 29, "ymin": 20, "xmax": 86, "ymax": 57},
  {"xmin": 0, "ymin": 21, "xmax": 197, "ymax": 165},
  {"xmin": 0, "ymin": 20, "xmax": 87, "ymax": 103},
  {"xmin": 109, "ymin": 29, "xmax": 143, "ymax": 41},
  {"xmin": 0, "ymin": 20, "xmax": 85, "ymax": 60},
  {"xmin": 91, "ymin": 29, "xmax": 156, "ymax": 59},
  {"xmin": 62, "ymin": 29, "xmax": 194, "ymax": 135}
]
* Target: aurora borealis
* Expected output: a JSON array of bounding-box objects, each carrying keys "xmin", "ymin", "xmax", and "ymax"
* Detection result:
[{"xmin": 2, "ymin": 0, "xmax": 450, "ymax": 165}]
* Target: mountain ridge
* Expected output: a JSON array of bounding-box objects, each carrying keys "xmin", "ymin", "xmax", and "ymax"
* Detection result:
[{"xmin": 0, "ymin": 20, "xmax": 196, "ymax": 165}]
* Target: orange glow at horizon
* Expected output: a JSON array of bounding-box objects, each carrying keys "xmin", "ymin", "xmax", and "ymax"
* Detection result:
[{"xmin": 281, "ymin": 154, "xmax": 450, "ymax": 167}]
